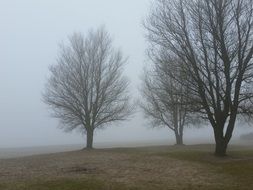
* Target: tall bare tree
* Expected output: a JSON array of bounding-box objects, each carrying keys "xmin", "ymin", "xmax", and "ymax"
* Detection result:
[
  {"xmin": 145, "ymin": 0, "xmax": 253, "ymax": 156},
  {"xmin": 43, "ymin": 27, "xmax": 132, "ymax": 149},
  {"xmin": 140, "ymin": 54, "xmax": 195, "ymax": 145}
]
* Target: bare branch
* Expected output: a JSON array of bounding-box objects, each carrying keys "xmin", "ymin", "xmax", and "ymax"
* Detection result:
[{"xmin": 43, "ymin": 27, "xmax": 133, "ymax": 148}]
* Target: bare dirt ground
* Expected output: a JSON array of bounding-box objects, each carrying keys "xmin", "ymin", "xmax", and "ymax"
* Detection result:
[{"xmin": 0, "ymin": 144, "xmax": 252, "ymax": 190}]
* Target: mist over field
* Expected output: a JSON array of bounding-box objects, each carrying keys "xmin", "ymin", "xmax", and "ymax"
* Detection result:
[
  {"xmin": 0, "ymin": 0, "xmax": 151, "ymax": 149},
  {"xmin": 0, "ymin": 125, "xmax": 252, "ymax": 159},
  {"xmin": 1, "ymin": 1, "xmax": 253, "ymax": 190},
  {"xmin": 0, "ymin": 0, "xmax": 252, "ymax": 153}
]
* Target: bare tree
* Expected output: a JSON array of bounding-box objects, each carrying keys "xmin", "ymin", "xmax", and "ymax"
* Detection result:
[
  {"xmin": 43, "ymin": 27, "xmax": 132, "ymax": 149},
  {"xmin": 145, "ymin": 0, "xmax": 253, "ymax": 156},
  {"xmin": 140, "ymin": 54, "xmax": 195, "ymax": 145}
]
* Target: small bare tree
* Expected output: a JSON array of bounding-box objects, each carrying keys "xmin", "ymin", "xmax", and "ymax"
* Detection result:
[
  {"xmin": 145, "ymin": 0, "xmax": 253, "ymax": 156},
  {"xmin": 43, "ymin": 27, "xmax": 132, "ymax": 149},
  {"xmin": 140, "ymin": 54, "xmax": 194, "ymax": 145}
]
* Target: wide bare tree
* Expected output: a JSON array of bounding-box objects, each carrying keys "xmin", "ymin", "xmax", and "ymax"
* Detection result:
[
  {"xmin": 140, "ymin": 55, "xmax": 194, "ymax": 145},
  {"xmin": 145, "ymin": 0, "xmax": 253, "ymax": 156},
  {"xmin": 43, "ymin": 27, "xmax": 132, "ymax": 149}
]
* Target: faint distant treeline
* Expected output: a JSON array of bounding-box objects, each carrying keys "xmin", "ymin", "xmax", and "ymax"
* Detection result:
[{"xmin": 240, "ymin": 133, "xmax": 253, "ymax": 141}]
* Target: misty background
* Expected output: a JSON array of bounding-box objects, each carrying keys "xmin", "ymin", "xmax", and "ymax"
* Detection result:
[{"xmin": 0, "ymin": 0, "xmax": 251, "ymax": 149}]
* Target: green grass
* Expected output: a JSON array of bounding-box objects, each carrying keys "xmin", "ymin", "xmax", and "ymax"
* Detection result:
[
  {"xmin": 220, "ymin": 157, "xmax": 253, "ymax": 187},
  {"xmin": 163, "ymin": 150, "xmax": 253, "ymax": 189}
]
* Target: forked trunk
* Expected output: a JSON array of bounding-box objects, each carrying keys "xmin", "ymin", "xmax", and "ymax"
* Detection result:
[
  {"xmin": 173, "ymin": 107, "xmax": 184, "ymax": 145},
  {"xmin": 214, "ymin": 127, "xmax": 228, "ymax": 157},
  {"xmin": 212, "ymin": 114, "xmax": 237, "ymax": 157},
  {"xmin": 174, "ymin": 129, "xmax": 184, "ymax": 145}
]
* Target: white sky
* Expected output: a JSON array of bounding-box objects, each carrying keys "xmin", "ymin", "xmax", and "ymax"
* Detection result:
[{"xmin": 0, "ymin": 0, "xmax": 250, "ymax": 148}]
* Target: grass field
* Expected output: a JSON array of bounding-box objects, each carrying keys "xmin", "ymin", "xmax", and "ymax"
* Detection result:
[{"xmin": 0, "ymin": 144, "xmax": 253, "ymax": 190}]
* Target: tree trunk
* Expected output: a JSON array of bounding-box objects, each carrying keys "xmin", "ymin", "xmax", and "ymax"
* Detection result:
[
  {"xmin": 175, "ymin": 132, "xmax": 184, "ymax": 145},
  {"xmin": 86, "ymin": 128, "xmax": 94, "ymax": 149},
  {"xmin": 213, "ymin": 113, "xmax": 238, "ymax": 157},
  {"xmin": 215, "ymin": 139, "xmax": 228, "ymax": 156},
  {"xmin": 214, "ymin": 128, "xmax": 228, "ymax": 157}
]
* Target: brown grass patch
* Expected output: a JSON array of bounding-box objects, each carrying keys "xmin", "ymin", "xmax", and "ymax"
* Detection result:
[{"xmin": 0, "ymin": 144, "xmax": 252, "ymax": 189}]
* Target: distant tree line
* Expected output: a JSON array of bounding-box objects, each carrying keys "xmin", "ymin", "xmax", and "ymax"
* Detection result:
[{"xmin": 240, "ymin": 133, "xmax": 253, "ymax": 141}]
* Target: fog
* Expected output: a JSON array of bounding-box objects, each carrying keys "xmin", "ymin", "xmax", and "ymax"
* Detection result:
[{"xmin": 0, "ymin": 0, "xmax": 252, "ymax": 149}]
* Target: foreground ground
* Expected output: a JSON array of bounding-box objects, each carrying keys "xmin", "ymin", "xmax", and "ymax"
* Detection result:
[{"xmin": 0, "ymin": 144, "xmax": 253, "ymax": 190}]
